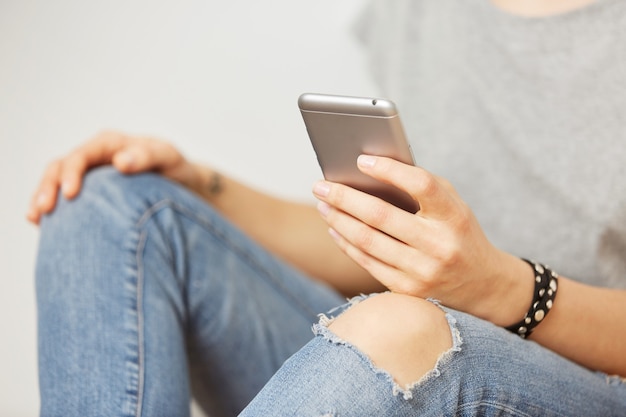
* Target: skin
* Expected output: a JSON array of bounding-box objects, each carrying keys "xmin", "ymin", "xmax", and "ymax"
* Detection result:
[
  {"xmin": 28, "ymin": 0, "xmax": 624, "ymax": 389},
  {"xmin": 26, "ymin": 131, "xmax": 384, "ymax": 297},
  {"xmin": 27, "ymin": 132, "xmax": 626, "ymax": 386},
  {"xmin": 491, "ymin": 0, "xmax": 597, "ymax": 17},
  {"xmin": 317, "ymin": 155, "xmax": 626, "ymax": 383}
]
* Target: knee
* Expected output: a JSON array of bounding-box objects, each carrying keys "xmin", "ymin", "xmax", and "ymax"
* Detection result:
[
  {"xmin": 37, "ymin": 168, "xmax": 169, "ymax": 276},
  {"xmin": 328, "ymin": 293, "xmax": 453, "ymax": 387},
  {"xmin": 40, "ymin": 167, "xmax": 163, "ymax": 234}
]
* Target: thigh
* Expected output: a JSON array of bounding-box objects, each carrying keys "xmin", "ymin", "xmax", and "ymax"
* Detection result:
[
  {"xmin": 240, "ymin": 294, "xmax": 626, "ymax": 416},
  {"xmin": 37, "ymin": 167, "xmax": 344, "ymax": 417},
  {"xmin": 160, "ymin": 184, "xmax": 346, "ymax": 415}
]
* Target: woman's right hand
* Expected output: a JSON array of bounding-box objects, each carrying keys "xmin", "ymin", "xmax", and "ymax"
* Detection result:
[{"xmin": 27, "ymin": 130, "xmax": 201, "ymax": 225}]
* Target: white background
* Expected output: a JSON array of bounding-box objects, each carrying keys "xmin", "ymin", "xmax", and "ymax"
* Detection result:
[{"xmin": 0, "ymin": 0, "xmax": 378, "ymax": 415}]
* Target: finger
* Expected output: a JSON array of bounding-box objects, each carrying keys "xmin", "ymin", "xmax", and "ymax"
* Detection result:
[
  {"xmin": 357, "ymin": 155, "xmax": 457, "ymax": 219},
  {"xmin": 27, "ymin": 160, "xmax": 63, "ymax": 224},
  {"xmin": 57, "ymin": 131, "xmax": 130, "ymax": 198},
  {"xmin": 327, "ymin": 226, "xmax": 422, "ymax": 295},
  {"xmin": 314, "ymin": 179, "xmax": 461, "ymax": 274},
  {"xmin": 318, "ymin": 189, "xmax": 443, "ymax": 297},
  {"xmin": 313, "ymin": 179, "xmax": 423, "ymax": 246},
  {"xmin": 73, "ymin": 130, "xmax": 128, "ymax": 168},
  {"xmin": 27, "ymin": 130, "xmax": 135, "ymax": 224},
  {"xmin": 112, "ymin": 140, "xmax": 183, "ymax": 174},
  {"xmin": 58, "ymin": 152, "xmax": 90, "ymax": 199},
  {"xmin": 327, "ymin": 225, "xmax": 403, "ymax": 280},
  {"xmin": 111, "ymin": 147, "xmax": 141, "ymax": 172},
  {"xmin": 26, "ymin": 208, "xmax": 41, "ymax": 225},
  {"xmin": 319, "ymin": 199, "xmax": 426, "ymax": 276}
]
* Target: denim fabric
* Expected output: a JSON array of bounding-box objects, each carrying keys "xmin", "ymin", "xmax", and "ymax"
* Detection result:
[
  {"xmin": 241, "ymin": 294, "xmax": 626, "ymax": 416},
  {"xmin": 36, "ymin": 168, "xmax": 626, "ymax": 417},
  {"xmin": 35, "ymin": 167, "xmax": 344, "ymax": 417}
]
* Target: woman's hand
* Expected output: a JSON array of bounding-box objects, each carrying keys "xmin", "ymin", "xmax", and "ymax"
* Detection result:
[
  {"xmin": 27, "ymin": 130, "xmax": 203, "ymax": 225},
  {"xmin": 312, "ymin": 154, "xmax": 534, "ymax": 326}
]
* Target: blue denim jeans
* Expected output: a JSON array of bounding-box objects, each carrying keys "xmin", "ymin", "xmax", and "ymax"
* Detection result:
[
  {"xmin": 36, "ymin": 167, "xmax": 344, "ymax": 416},
  {"xmin": 36, "ymin": 168, "xmax": 626, "ymax": 416},
  {"xmin": 243, "ymin": 295, "xmax": 626, "ymax": 416}
]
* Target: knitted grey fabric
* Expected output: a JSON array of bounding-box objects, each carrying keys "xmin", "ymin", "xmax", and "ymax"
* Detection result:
[{"xmin": 354, "ymin": 0, "xmax": 626, "ymax": 288}]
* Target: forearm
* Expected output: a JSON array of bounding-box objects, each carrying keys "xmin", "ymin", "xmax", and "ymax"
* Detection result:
[
  {"xmin": 482, "ymin": 254, "xmax": 626, "ymax": 377},
  {"xmin": 529, "ymin": 278, "xmax": 626, "ymax": 377},
  {"xmin": 305, "ymin": 154, "xmax": 626, "ymax": 376},
  {"xmin": 187, "ymin": 163, "xmax": 383, "ymax": 296},
  {"xmin": 468, "ymin": 250, "xmax": 626, "ymax": 376}
]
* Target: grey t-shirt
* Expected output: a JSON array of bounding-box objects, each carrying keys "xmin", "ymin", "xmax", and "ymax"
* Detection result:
[{"xmin": 355, "ymin": 0, "xmax": 626, "ymax": 288}]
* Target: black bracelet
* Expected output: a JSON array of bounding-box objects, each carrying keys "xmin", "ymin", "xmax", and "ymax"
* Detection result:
[{"xmin": 505, "ymin": 258, "xmax": 558, "ymax": 338}]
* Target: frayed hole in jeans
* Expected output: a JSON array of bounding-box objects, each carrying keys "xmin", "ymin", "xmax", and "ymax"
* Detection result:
[{"xmin": 313, "ymin": 294, "xmax": 463, "ymax": 401}]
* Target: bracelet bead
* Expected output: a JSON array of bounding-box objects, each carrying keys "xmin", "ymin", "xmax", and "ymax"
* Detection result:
[{"xmin": 505, "ymin": 259, "xmax": 558, "ymax": 338}]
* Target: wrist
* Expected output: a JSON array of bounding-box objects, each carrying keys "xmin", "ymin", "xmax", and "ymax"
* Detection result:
[
  {"xmin": 505, "ymin": 259, "xmax": 559, "ymax": 338},
  {"xmin": 477, "ymin": 252, "xmax": 535, "ymax": 327},
  {"xmin": 189, "ymin": 163, "xmax": 224, "ymax": 201}
]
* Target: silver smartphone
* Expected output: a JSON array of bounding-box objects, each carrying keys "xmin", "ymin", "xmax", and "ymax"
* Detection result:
[{"xmin": 298, "ymin": 92, "xmax": 418, "ymax": 213}]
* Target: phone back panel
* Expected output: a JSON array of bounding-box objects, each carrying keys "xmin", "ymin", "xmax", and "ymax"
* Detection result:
[{"xmin": 299, "ymin": 93, "xmax": 417, "ymax": 213}]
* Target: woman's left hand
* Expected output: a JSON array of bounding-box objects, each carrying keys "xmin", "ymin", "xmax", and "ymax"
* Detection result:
[{"xmin": 312, "ymin": 154, "xmax": 533, "ymax": 326}]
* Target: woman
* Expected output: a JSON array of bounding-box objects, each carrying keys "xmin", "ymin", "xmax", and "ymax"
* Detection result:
[{"xmin": 29, "ymin": 0, "xmax": 626, "ymax": 415}]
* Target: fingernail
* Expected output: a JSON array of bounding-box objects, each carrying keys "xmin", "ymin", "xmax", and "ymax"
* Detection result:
[
  {"xmin": 26, "ymin": 207, "xmax": 37, "ymax": 220},
  {"xmin": 317, "ymin": 201, "xmax": 330, "ymax": 217},
  {"xmin": 328, "ymin": 227, "xmax": 341, "ymax": 242},
  {"xmin": 357, "ymin": 155, "xmax": 376, "ymax": 168},
  {"xmin": 118, "ymin": 151, "xmax": 135, "ymax": 167},
  {"xmin": 36, "ymin": 192, "xmax": 47, "ymax": 207},
  {"xmin": 313, "ymin": 181, "xmax": 330, "ymax": 197},
  {"xmin": 61, "ymin": 180, "xmax": 72, "ymax": 196}
]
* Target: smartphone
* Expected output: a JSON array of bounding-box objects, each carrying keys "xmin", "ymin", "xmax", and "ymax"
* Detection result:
[{"xmin": 298, "ymin": 92, "xmax": 418, "ymax": 213}]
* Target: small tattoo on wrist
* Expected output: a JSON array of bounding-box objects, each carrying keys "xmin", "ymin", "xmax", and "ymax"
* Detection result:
[{"xmin": 207, "ymin": 171, "xmax": 223, "ymax": 197}]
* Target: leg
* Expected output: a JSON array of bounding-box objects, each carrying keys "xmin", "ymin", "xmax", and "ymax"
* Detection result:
[
  {"xmin": 241, "ymin": 292, "xmax": 626, "ymax": 416},
  {"xmin": 36, "ymin": 167, "xmax": 344, "ymax": 417}
]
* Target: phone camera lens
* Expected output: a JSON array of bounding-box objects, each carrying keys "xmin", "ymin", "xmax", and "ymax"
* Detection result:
[{"xmin": 372, "ymin": 99, "xmax": 377, "ymax": 105}]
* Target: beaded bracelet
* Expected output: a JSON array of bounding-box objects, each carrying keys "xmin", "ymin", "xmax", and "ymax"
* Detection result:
[{"xmin": 505, "ymin": 259, "xmax": 558, "ymax": 338}]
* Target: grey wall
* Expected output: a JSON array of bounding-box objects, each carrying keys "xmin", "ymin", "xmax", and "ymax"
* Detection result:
[{"xmin": 0, "ymin": 0, "xmax": 378, "ymax": 414}]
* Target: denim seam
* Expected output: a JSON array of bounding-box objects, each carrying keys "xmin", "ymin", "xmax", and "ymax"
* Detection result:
[
  {"xmin": 457, "ymin": 400, "xmax": 537, "ymax": 417},
  {"xmin": 135, "ymin": 198, "xmax": 323, "ymax": 321},
  {"xmin": 118, "ymin": 225, "xmax": 146, "ymax": 417},
  {"xmin": 133, "ymin": 229, "xmax": 148, "ymax": 417},
  {"xmin": 313, "ymin": 293, "xmax": 463, "ymax": 400}
]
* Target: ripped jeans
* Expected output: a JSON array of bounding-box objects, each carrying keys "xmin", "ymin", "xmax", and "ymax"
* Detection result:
[
  {"xmin": 37, "ymin": 168, "xmax": 626, "ymax": 417},
  {"xmin": 36, "ymin": 167, "xmax": 344, "ymax": 417},
  {"xmin": 242, "ymin": 292, "xmax": 626, "ymax": 416}
]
